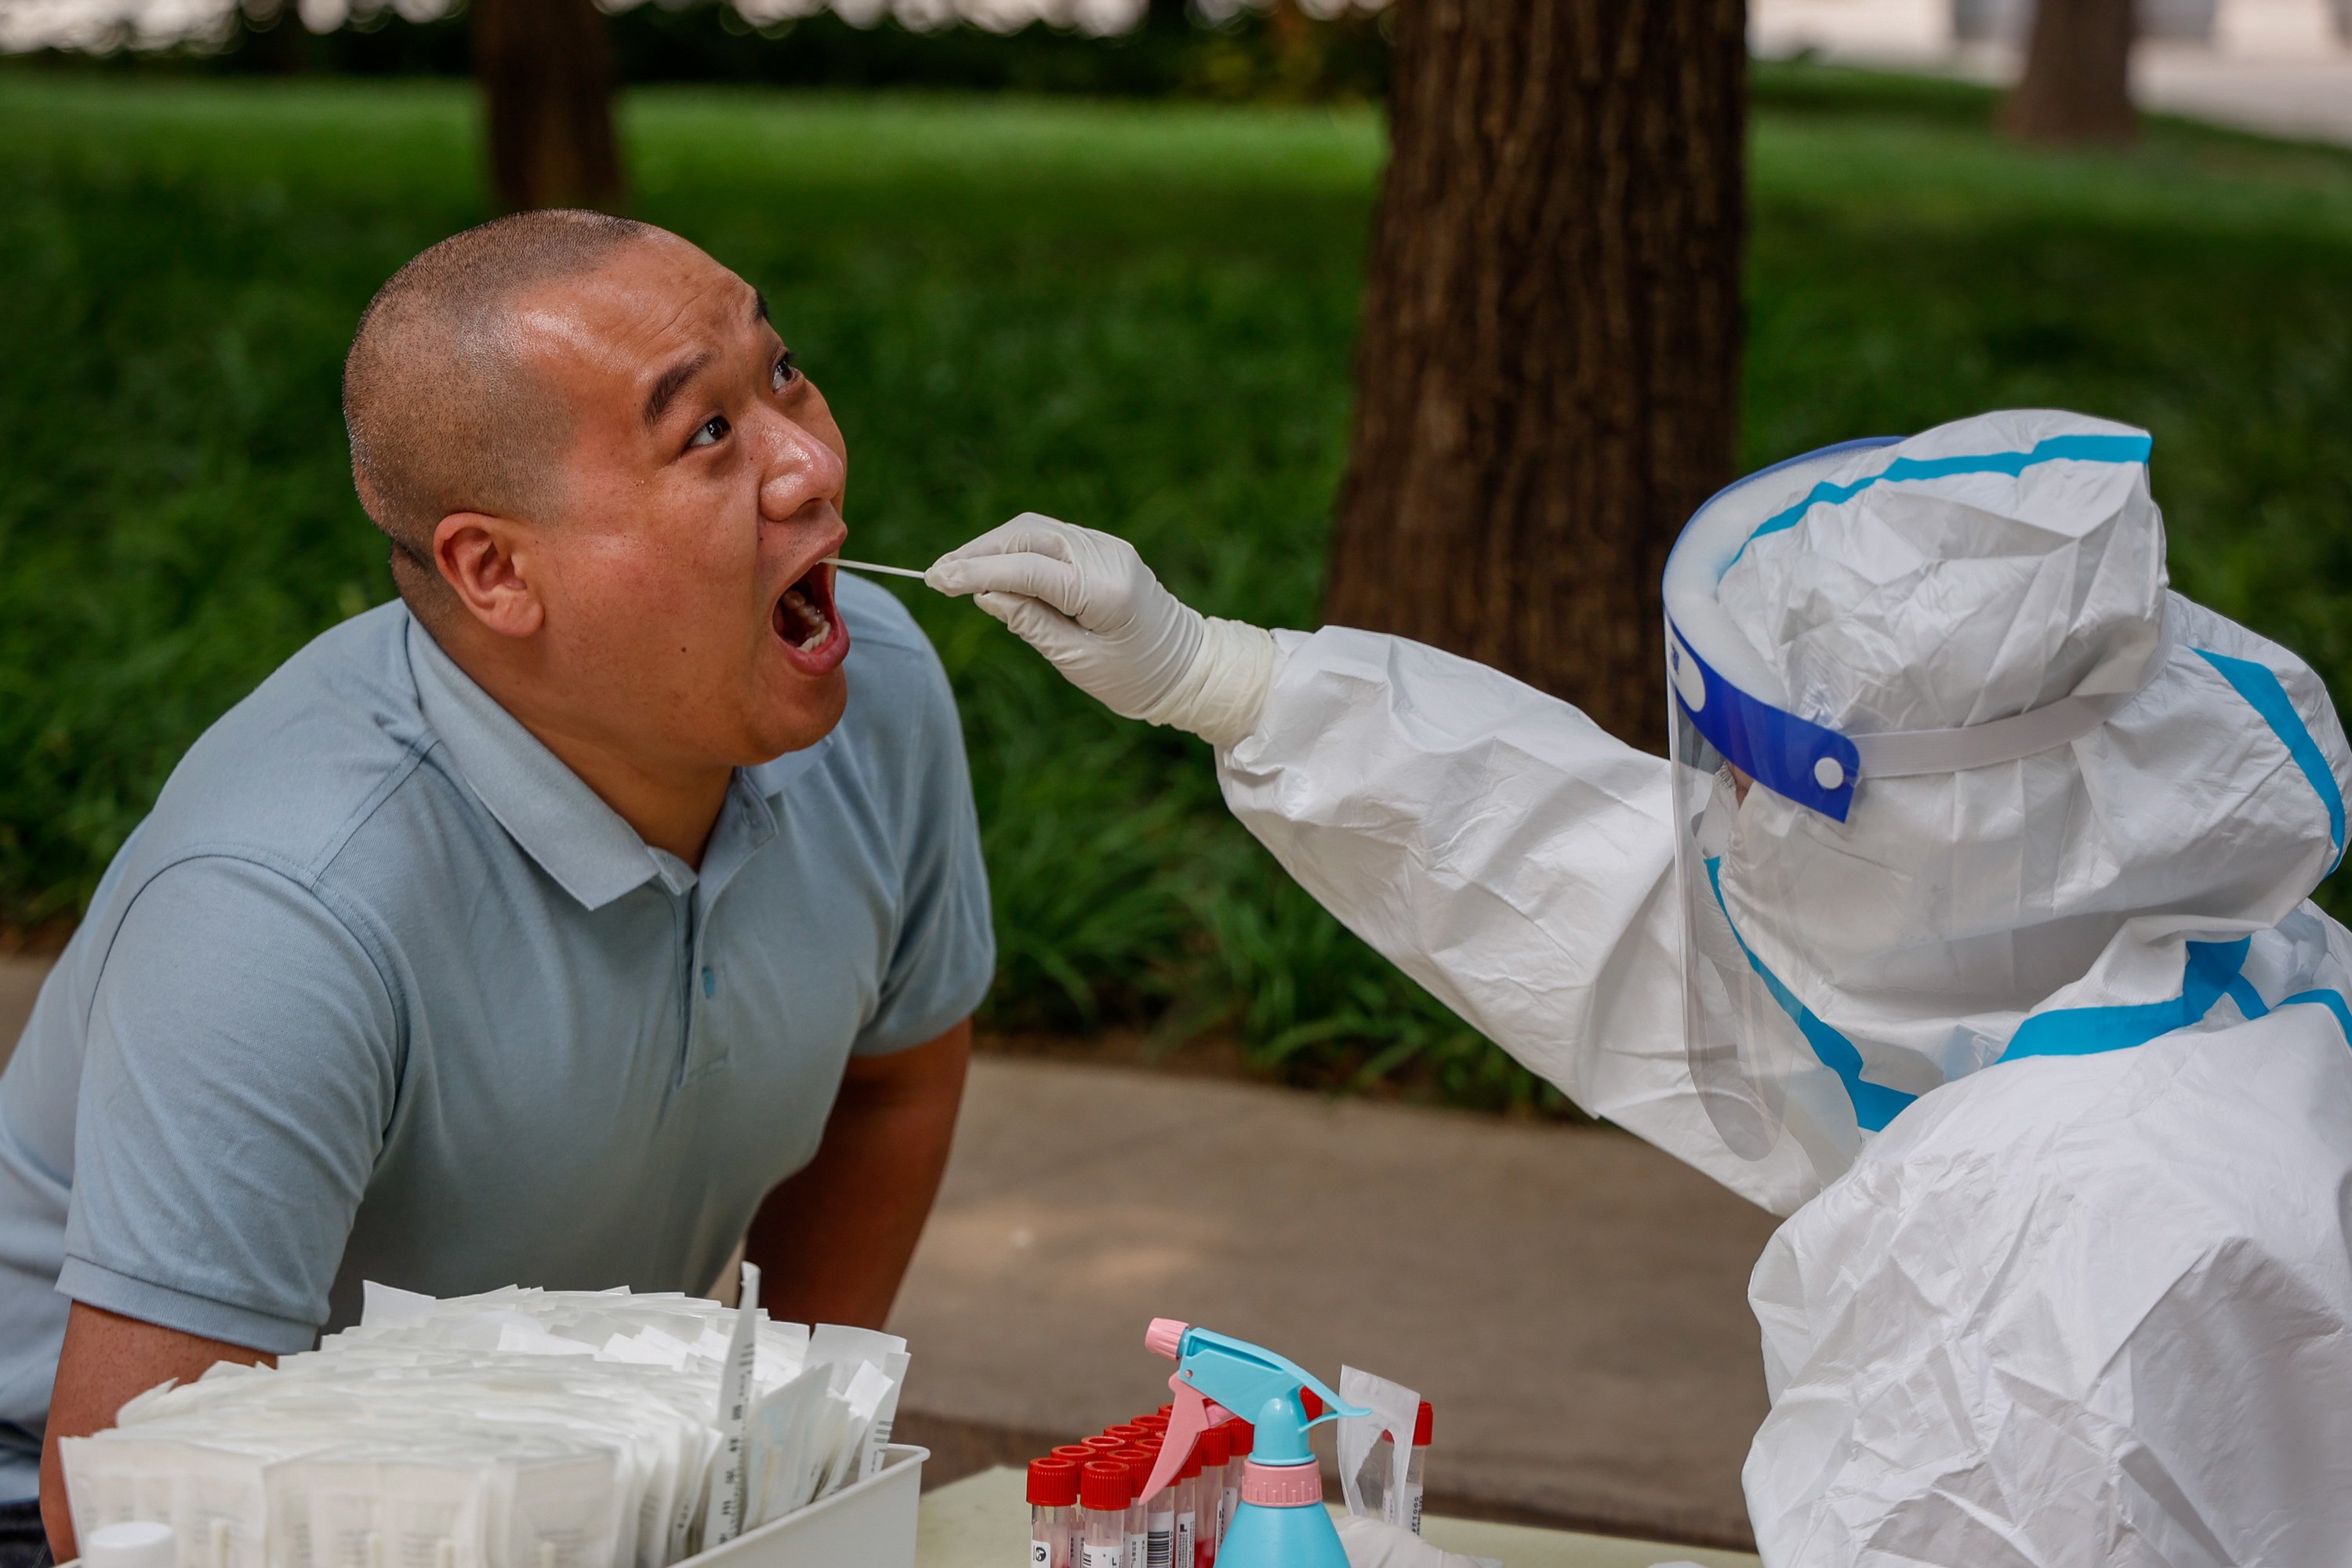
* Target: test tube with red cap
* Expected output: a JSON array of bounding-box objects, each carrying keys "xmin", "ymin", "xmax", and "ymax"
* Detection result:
[
  {"xmin": 1221, "ymin": 1417, "xmax": 1251, "ymax": 1550},
  {"xmin": 1192, "ymin": 1425, "xmax": 1229, "ymax": 1565},
  {"xmin": 1109, "ymin": 1448, "xmax": 1152, "ymax": 1568},
  {"xmin": 1175, "ymin": 1439, "xmax": 1211, "ymax": 1568},
  {"xmin": 1080, "ymin": 1461, "xmax": 1133, "ymax": 1568},
  {"xmin": 1080, "ymin": 1435, "xmax": 1127, "ymax": 1466},
  {"xmin": 1402, "ymin": 1401, "xmax": 1433, "ymax": 1534},
  {"xmin": 1029, "ymin": 1457, "xmax": 1080, "ymax": 1568},
  {"xmin": 1134, "ymin": 1439, "xmax": 1173, "ymax": 1567}
]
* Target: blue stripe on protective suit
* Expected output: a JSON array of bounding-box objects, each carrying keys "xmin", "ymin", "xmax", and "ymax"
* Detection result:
[
  {"xmin": 2194, "ymin": 647, "xmax": 2347, "ymax": 870},
  {"xmin": 1705, "ymin": 858, "xmax": 1918, "ymax": 1132},
  {"xmin": 2228, "ymin": 972, "xmax": 2352, "ymax": 1044},
  {"xmin": 2001, "ymin": 938, "xmax": 2251, "ymax": 1060},
  {"xmin": 1730, "ymin": 432, "xmax": 2154, "ymax": 568}
]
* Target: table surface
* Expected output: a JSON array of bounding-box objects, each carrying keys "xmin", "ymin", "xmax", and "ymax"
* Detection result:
[{"xmin": 913, "ymin": 1468, "xmax": 1762, "ymax": 1568}]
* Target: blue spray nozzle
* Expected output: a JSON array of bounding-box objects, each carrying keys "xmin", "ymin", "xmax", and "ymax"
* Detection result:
[{"xmin": 1138, "ymin": 1319, "xmax": 1367, "ymax": 1501}]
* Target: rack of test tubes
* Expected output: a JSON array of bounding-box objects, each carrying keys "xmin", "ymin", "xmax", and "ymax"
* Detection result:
[{"xmin": 1024, "ymin": 1393, "xmax": 1434, "ymax": 1568}]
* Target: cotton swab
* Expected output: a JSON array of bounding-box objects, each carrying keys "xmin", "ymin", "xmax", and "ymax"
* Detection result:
[{"xmin": 823, "ymin": 556, "xmax": 931, "ymax": 582}]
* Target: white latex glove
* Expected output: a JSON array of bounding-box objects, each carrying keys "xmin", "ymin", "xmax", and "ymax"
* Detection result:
[{"xmin": 927, "ymin": 513, "xmax": 1276, "ymax": 749}]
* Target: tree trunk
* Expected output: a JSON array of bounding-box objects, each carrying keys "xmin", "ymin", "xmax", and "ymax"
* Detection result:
[
  {"xmin": 2002, "ymin": 0, "xmax": 2138, "ymax": 143},
  {"xmin": 1323, "ymin": 0, "xmax": 1747, "ymax": 752},
  {"xmin": 472, "ymin": 0, "xmax": 626, "ymax": 212}
]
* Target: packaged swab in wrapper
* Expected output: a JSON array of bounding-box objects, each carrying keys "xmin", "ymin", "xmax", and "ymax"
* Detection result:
[
  {"xmin": 60, "ymin": 1270, "xmax": 908, "ymax": 1568},
  {"xmin": 1331, "ymin": 1367, "xmax": 1492, "ymax": 1568}
]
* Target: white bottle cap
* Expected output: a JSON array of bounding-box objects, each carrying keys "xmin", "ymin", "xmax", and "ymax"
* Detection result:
[{"xmin": 85, "ymin": 1520, "xmax": 177, "ymax": 1568}]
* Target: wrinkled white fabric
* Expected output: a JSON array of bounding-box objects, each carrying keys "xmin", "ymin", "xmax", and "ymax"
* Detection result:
[
  {"xmin": 1748, "ymin": 1000, "xmax": 2352, "ymax": 1565},
  {"xmin": 1204, "ymin": 409, "xmax": 2352, "ymax": 1562}
]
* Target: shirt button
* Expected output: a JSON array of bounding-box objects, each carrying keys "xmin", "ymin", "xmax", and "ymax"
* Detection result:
[{"xmin": 702, "ymin": 967, "xmax": 717, "ymax": 998}]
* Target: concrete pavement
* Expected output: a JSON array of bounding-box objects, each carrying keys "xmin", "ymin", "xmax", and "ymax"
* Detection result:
[{"xmin": 889, "ymin": 1058, "xmax": 1779, "ymax": 1549}]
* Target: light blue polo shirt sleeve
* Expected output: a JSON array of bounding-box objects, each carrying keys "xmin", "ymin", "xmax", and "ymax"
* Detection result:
[
  {"xmin": 60, "ymin": 857, "xmax": 397, "ymax": 1352},
  {"xmin": 848, "ymin": 599, "xmax": 996, "ymax": 1058}
]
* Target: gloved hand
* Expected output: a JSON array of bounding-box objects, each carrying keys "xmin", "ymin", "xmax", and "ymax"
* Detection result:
[{"xmin": 927, "ymin": 513, "xmax": 1276, "ymax": 749}]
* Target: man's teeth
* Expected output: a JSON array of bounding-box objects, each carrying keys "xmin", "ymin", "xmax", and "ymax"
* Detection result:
[{"xmin": 782, "ymin": 586, "xmax": 832, "ymax": 652}]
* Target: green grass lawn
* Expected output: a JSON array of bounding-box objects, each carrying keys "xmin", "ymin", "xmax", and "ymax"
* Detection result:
[{"xmin": 3, "ymin": 67, "xmax": 2350, "ymax": 1108}]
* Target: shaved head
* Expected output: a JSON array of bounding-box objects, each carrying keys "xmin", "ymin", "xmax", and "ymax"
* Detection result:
[{"xmin": 343, "ymin": 209, "xmax": 658, "ymax": 614}]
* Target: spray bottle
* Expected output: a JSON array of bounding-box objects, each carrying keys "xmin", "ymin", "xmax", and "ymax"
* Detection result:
[{"xmin": 1134, "ymin": 1320, "xmax": 1367, "ymax": 1568}]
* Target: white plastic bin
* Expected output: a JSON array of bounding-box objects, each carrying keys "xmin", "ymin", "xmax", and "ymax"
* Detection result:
[
  {"xmin": 679, "ymin": 1445, "xmax": 927, "ymax": 1568},
  {"xmin": 57, "ymin": 1447, "xmax": 931, "ymax": 1568}
]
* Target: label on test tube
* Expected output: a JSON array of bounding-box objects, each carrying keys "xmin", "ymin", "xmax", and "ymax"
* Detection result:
[{"xmin": 1032, "ymin": 1541, "xmax": 1052, "ymax": 1567}]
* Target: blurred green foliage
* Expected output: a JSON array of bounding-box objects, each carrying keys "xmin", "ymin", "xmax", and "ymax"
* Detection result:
[{"xmin": 1, "ymin": 68, "xmax": 2348, "ymax": 1109}]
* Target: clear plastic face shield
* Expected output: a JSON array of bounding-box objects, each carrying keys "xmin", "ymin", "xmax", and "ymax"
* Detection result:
[{"xmin": 1663, "ymin": 440, "xmax": 1898, "ymax": 1164}]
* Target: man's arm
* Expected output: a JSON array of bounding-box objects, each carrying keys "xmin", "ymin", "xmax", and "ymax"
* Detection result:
[
  {"xmin": 744, "ymin": 1019, "xmax": 971, "ymax": 1329},
  {"xmin": 40, "ymin": 1303, "xmax": 275, "ymax": 1559}
]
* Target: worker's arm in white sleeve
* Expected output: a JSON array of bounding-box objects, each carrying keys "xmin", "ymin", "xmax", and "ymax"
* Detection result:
[
  {"xmin": 1215, "ymin": 626, "xmax": 1809, "ymax": 1207},
  {"xmin": 930, "ymin": 517, "xmax": 1797, "ymax": 1209}
]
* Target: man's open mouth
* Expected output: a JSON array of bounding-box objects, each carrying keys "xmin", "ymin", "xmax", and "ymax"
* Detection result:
[{"xmin": 773, "ymin": 561, "xmax": 848, "ymax": 670}]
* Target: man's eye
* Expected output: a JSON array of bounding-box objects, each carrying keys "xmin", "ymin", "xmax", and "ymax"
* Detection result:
[
  {"xmin": 688, "ymin": 414, "xmax": 729, "ymax": 449},
  {"xmin": 772, "ymin": 350, "xmax": 799, "ymax": 393}
]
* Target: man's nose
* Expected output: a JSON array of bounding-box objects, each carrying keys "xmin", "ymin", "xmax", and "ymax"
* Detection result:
[{"xmin": 753, "ymin": 414, "xmax": 846, "ymax": 522}]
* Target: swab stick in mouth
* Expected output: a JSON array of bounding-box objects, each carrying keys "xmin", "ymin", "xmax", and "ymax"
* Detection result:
[{"xmin": 823, "ymin": 556, "xmax": 931, "ymax": 582}]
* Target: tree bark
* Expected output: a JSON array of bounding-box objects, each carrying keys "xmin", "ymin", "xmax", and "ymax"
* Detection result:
[
  {"xmin": 472, "ymin": 0, "xmax": 626, "ymax": 212},
  {"xmin": 1323, "ymin": 0, "xmax": 1747, "ymax": 752},
  {"xmin": 2002, "ymin": 0, "xmax": 2138, "ymax": 143}
]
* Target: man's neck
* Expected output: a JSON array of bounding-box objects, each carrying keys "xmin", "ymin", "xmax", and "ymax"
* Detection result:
[{"xmin": 431, "ymin": 621, "xmax": 731, "ymax": 869}]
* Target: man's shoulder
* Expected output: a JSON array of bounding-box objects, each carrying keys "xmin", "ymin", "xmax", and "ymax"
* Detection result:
[{"xmin": 127, "ymin": 602, "xmax": 447, "ymax": 890}]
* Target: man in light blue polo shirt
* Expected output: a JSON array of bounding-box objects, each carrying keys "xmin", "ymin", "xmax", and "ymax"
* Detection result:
[{"xmin": 0, "ymin": 211, "xmax": 993, "ymax": 1565}]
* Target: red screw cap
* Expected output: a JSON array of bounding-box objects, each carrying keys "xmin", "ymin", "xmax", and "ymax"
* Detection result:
[
  {"xmin": 1028, "ymin": 1457, "xmax": 1080, "ymax": 1507},
  {"xmin": 1082, "ymin": 1460, "xmax": 1134, "ymax": 1512},
  {"xmin": 1414, "ymin": 1400, "xmax": 1434, "ymax": 1446},
  {"xmin": 1196, "ymin": 1426, "xmax": 1230, "ymax": 1467}
]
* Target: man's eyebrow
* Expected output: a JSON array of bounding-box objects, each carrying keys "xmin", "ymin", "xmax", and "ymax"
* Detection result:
[
  {"xmin": 642, "ymin": 349, "xmax": 714, "ymax": 430},
  {"xmin": 752, "ymin": 289, "xmax": 769, "ymax": 326}
]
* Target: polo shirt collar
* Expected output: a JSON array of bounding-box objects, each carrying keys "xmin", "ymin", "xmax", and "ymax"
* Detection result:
[{"xmin": 406, "ymin": 618, "xmax": 668, "ymax": 911}]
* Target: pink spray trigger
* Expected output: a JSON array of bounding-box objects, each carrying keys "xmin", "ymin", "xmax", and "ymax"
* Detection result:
[
  {"xmin": 1141, "ymin": 1375, "xmax": 1205, "ymax": 1501},
  {"xmin": 1138, "ymin": 1320, "xmax": 1239, "ymax": 1504}
]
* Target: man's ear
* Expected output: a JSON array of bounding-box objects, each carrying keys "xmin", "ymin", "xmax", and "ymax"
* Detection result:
[{"xmin": 434, "ymin": 512, "xmax": 546, "ymax": 640}]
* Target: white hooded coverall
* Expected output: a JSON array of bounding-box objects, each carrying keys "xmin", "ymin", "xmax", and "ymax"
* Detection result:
[{"xmin": 935, "ymin": 411, "xmax": 2352, "ymax": 1564}]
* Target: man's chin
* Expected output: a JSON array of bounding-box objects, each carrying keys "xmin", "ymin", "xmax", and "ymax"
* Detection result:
[{"xmin": 745, "ymin": 669, "xmax": 850, "ymax": 763}]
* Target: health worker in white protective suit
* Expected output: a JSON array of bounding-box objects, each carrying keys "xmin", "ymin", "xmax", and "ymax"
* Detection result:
[{"xmin": 928, "ymin": 410, "xmax": 2352, "ymax": 1565}]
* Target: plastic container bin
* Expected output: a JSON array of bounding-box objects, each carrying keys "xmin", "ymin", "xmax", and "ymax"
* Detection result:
[
  {"xmin": 56, "ymin": 1446, "xmax": 931, "ymax": 1568},
  {"xmin": 681, "ymin": 1445, "xmax": 928, "ymax": 1568}
]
